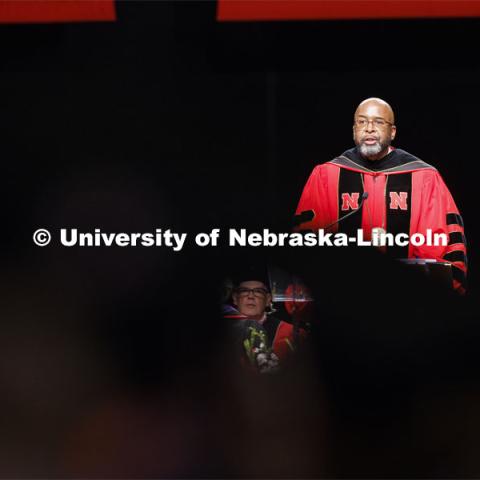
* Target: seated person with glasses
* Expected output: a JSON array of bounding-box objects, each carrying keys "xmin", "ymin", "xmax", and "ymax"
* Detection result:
[
  {"xmin": 226, "ymin": 274, "xmax": 303, "ymax": 374},
  {"xmin": 295, "ymin": 97, "xmax": 467, "ymax": 293}
]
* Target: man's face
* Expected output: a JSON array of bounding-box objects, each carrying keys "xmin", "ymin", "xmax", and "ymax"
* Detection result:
[
  {"xmin": 232, "ymin": 280, "xmax": 272, "ymax": 320},
  {"xmin": 353, "ymin": 101, "xmax": 396, "ymax": 160}
]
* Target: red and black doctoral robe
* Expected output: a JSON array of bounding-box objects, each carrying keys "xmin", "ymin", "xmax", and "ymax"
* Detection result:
[{"xmin": 295, "ymin": 147, "xmax": 467, "ymax": 293}]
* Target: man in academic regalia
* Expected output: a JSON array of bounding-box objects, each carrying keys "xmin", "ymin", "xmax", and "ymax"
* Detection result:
[
  {"xmin": 295, "ymin": 98, "xmax": 467, "ymax": 293},
  {"xmin": 224, "ymin": 267, "xmax": 304, "ymax": 373}
]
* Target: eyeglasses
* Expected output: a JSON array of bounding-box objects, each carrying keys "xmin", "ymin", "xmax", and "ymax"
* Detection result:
[
  {"xmin": 354, "ymin": 117, "xmax": 394, "ymax": 129},
  {"xmin": 235, "ymin": 287, "xmax": 269, "ymax": 298}
]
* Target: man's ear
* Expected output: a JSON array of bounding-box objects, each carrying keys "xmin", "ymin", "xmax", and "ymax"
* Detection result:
[
  {"xmin": 232, "ymin": 293, "xmax": 238, "ymax": 306},
  {"xmin": 266, "ymin": 293, "xmax": 272, "ymax": 305},
  {"xmin": 391, "ymin": 125, "xmax": 397, "ymax": 141}
]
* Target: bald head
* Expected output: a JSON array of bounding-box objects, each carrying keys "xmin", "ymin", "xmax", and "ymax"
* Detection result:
[
  {"xmin": 355, "ymin": 97, "xmax": 395, "ymax": 125},
  {"xmin": 353, "ymin": 97, "xmax": 397, "ymax": 161}
]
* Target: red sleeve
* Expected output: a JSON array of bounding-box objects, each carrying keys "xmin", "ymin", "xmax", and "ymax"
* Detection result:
[
  {"xmin": 410, "ymin": 170, "xmax": 467, "ymax": 293},
  {"xmin": 272, "ymin": 321, "xmax": 307, "ymax": 362},
  {"xmin": 294, "ymin": 163, "xmax": 339, "ymax": 231}
]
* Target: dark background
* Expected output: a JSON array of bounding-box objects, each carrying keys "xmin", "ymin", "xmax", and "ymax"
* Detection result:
[{"xmin": 0, "ymin": 1, "xmax": 479, "ymax": 477}]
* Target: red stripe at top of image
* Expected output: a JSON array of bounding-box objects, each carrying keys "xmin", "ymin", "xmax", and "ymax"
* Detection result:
[
  {"xmin": 0, "ymin": 0, "xmax": 116, "ymax": 24},
  {"xmin": 217, "ymin": 0, "xmax": 480, "ymax": 21}
]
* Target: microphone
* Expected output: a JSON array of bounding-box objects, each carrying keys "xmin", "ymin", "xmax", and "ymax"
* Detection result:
[{"xmin": 323, "ymin": 191, "xmax": 369, "ymax": 232}]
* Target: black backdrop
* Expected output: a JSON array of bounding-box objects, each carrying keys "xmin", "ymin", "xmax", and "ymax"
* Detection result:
[{"xmin": 1, "ymin": 1, "xmax": 480, "ymax": 477}]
